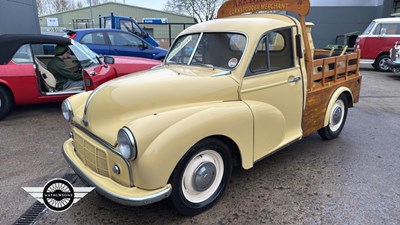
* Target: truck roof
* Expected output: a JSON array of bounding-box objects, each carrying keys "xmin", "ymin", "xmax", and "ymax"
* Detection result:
[
  {"xmin": 373, "ymin": 17, "xmax": 400, "ymax": 23},
  {"xmin": 180, "ymin": 14, "xmax": 297, "ymax": 36}
]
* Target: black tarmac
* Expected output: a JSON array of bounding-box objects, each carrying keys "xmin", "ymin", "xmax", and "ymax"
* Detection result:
[{"xmin": 1, "ymin": 66, "xmax": 399, "ymax": 225}]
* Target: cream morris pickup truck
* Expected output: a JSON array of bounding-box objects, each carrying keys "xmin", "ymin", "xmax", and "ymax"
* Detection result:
[{"xmin": 62, "ymin": 0, "xmax": 361, "ymax": 215}]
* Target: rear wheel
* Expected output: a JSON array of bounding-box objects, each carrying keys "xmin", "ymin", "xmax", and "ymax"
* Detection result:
[
  {"xmin": 0, "ymin": 86, "xmax": 13, "ymax": 120},
  {"xmin": 373, "ymin": 55, "xmax": 390, "ymax": 72},
  {"xmin": 170, "ymin": 138, "xmax": 232, "ymax": 216},
  {"xmin": 318, "ymin": 94, "xmax": 348, "ymax": 140}
]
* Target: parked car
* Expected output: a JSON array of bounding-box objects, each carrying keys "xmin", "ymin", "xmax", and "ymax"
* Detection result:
[
  {"xmin": 354, "ymin": 17, "xmax": 400, "ymax": 72},
  {"xmin": 384, "ymin": 41, "xmax": 400, "ymax": 72},
  {"xmin": 68, "ymin": 29, "xmax": 168, "ymax": 60},
  {"xmin": 61, "ymin": 0, "xmax": 361, "ymax": 215},
  {"xmin": 0, "ymin": 34, "xmax": 161, "ymax": 120}
]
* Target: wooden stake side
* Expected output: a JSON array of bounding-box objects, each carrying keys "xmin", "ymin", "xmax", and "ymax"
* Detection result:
[{"xmin": 299, "ymin": 15, "xmax": 313, "ymax": 91}]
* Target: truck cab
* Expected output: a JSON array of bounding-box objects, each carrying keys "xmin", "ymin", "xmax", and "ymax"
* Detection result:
[{"xmin": 99, "ymin": 12, "xmax": 159, "ymax": 47}]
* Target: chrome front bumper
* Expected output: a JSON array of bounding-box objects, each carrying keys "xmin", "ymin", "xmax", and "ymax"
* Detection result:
[
  {"xmin": 385, "ymin": 60, "xmax": 400, "ymax": 69},
  {"xmin": 63, "ymin": 139, "xmax": 172, "ymax": 206}
]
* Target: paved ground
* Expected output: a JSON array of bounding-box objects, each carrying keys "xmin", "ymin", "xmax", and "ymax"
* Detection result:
[{"xmin": 0, "ymin": 66, "xmax": 399, "ymax": 225}]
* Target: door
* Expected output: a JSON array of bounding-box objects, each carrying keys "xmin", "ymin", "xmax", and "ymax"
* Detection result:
[
  {"xmin": 78, "ymin": 32, "xmax": 110, "ymax": 56},
  {"xmin": 6, "ymin": 44, "xmax": 39, "ymax": 104},
  {"xmin": 240, "ymin": 28, "xmax": 303, "ymax": 161},
  {"xmin": 106, "ymin": 31, "xmax": 155, "ymax": 59}
]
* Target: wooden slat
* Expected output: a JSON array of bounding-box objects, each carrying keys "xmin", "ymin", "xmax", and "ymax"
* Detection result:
[
  {"xmin": 314, "ymin": 49, "xmax": 331, "ymax": 55},
  {"xmin": 310, "ymin": 50, "xmax": 361, "ymax": 88},
  {"xmin": 302, "ymin": 75, "xmax": 362, "ymax": 137}
]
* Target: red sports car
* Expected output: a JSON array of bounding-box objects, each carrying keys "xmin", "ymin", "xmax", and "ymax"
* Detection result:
[{"xmin": 0, "ymin": 34, "xmax": 161, "ymax": 120}]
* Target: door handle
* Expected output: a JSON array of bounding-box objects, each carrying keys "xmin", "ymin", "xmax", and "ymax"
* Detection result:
[{"xmin": 288, "ymin": 76, "xmax": 301, "ymax": 83}]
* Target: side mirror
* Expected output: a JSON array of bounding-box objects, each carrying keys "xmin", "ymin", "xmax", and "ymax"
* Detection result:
[
  {"xmin": 103, "ymin": 56, "xmax": 115, "ymax": 64},
  {"xmin": 143, "ymin": 32, "xmax": 149, "ymax": 38}
]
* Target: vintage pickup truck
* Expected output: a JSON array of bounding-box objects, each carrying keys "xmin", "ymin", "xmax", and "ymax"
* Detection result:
[{"xmin": 61, "ymin": 0, "xmax": 361, "ymax": 215}]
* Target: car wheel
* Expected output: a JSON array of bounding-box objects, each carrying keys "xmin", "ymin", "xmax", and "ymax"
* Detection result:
[
  {"xmin": 0, "ymin": 86, "xmax": 13, "ymax": 120},
  {"xmin": 318, "ymin": 94, "xmax": 348, "ymax": 140},
  {"xmin": 373, "ymin": 55, "xmax": 390, "ymax": 72},
  {"xmin": 170, "ymin": 138, "xmax": 232, "ymax": 216}
]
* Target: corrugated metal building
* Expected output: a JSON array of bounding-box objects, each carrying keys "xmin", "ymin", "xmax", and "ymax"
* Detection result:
[
  {"xmin": 39, "ymin": 1, "xmax": 398, "ymax": 49},
  {"xmin": 39, "ymin": 2, "xmax": 196, "ymax": 48}
]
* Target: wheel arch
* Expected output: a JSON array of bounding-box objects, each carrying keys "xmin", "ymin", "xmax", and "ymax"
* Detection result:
[
  {"xmin": 166, "ymin": 135, "xmax": 241, "ymax": 183},
  {"xmin": 374, "ymin": 51, "xmax": 390, "ymax": 63},
  {"xmin": 0, "ymin": 81, "xmax": 15, "ymax": 105},
  {"xmin": 323, "ymin": 87, "xmax": 353, "ymax": 127},
  {"xmin": 211, "ymin": 135, "xmax": 242, "ymax": 168}
]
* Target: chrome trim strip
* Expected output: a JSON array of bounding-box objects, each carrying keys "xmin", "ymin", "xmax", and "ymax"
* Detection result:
[
  {"xmin": 212, "ymin": 71, "xmax": 232, "ymax": 77},
  {"xmin": 359, "ymin": 59, "xmax": 375, "ymax": 64},
  {"xmin": 188, "ymin": 32, "xmax": 204, "ymax": 65},
  {"xmin": 72, "ymin": 123, "xmax": 134, "ymax": 187},
  {"xmin": 63, "ymin": 149, "xmax": 172, "ymax": 206},
  {"xmin": 44, "ymin": 90, "xmax": 84, "ymax": 96}
]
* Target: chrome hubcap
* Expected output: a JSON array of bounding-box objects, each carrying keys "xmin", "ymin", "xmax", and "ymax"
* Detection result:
[
  {"xmin": 380, "ymin": 58, "xmax": 389, "ymax": 70},
  {"xmin": 192, "ymin": 162, "xmax": 216, "ymax": 192},
  {"xmin": 182, "ymin": 150, "xmax": 224, "ymax": 203},
  {"xmin": 332, "ymin": 107, "xmax": 342, "ymax": 125},
  {"xmin": 329, "ymin": 99, "xmax": 345, "ymax": 132}
]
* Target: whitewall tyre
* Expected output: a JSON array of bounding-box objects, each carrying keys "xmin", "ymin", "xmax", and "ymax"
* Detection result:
[
  {"xmin": 318, "ymin": 94, "xmax": 348, "ymax": 140},
  {"xmin": 170, "ymin": 138, "xmax": 232, "ymax": 216}
]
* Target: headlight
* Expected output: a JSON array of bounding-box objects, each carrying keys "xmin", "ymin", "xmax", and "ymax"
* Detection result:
[
  {"xmin": 61, "ymin": 100, "xmax": 73, "ymax": 122},
  {"xmin": 117, "ymin": 128, "xmax": 137, "ymax": 160}
]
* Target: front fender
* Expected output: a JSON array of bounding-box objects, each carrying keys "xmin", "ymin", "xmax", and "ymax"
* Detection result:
[{"xmin": 128, "ymin": 101, "xmax": 253, "ymax": 190}]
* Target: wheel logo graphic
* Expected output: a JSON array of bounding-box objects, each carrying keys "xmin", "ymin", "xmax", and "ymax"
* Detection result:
[
  {"xmin": 23, "ymin": 178, "xmax": 94, "ymax": 212},
  {"xmin": 42, "ymin": 179, "xmax": 75, "ymax": 212}
]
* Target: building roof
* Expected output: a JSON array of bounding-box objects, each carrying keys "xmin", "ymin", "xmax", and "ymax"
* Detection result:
[
  {"xmin": 39, "ymin": 2, "xmax": 195, "ymax": 21},
  {"xmin": 373, "ymin": 17, "xmax": 400, "ymax": 23}
]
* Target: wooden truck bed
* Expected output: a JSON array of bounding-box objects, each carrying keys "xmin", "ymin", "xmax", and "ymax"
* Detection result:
[{"xmin": 302, "ymin": 50, "xmax": 362, "ymax": 136}]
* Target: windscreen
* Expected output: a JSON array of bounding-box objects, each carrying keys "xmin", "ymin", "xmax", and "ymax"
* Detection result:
[
  {"xmin": 362, "ymin": 21, "xmax": 376, "ymax": 35},
  {"xmin": 166, "ymin": 32, "xmax": 246, "ymax": 70}
]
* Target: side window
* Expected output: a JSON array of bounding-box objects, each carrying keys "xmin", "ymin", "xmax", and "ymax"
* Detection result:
[
  {"xmin": 372, "ymin": 24, "xmax": 382, "ymax": 35},
  {"xmin": 381, "ymin": 23, "xmax": 400, "ymax": 35},
  {"xmin": 248, "ymin": 28, "xmax": 294, "ymax": 75},
  {"xmin": 120, "ymin": 20, "xmax": 143, "ymax": 36},
  {"xmin": 12, "ymin": 44, "xmax": 33, "ymax": 63},
  {"xmin": 120, "ymin": 20, "xmax": 132, "ymax": 32},
  {"xmin": 109, "ymin": 32, "xmax": 142, "ymax": 48},
  {"xmin": 81, "ymin": 32, "xmax": 106, "ymax": 45},
  {"xmin": 250, "ymin": 37, "xmax": 268, "ymax": 72}
]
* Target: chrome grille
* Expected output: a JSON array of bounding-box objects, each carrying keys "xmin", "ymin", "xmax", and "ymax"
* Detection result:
[{"xmin": 73, "ymin": 130, "xmax": 109, "ymax": 177}]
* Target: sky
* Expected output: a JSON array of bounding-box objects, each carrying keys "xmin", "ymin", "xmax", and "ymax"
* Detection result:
[{"xmin": 123, "ymin": 0, "xmax": 169, "ymax": 10}]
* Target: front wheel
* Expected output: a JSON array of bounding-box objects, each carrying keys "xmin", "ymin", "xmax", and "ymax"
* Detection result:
[
  {"xmin": 373, "ymin": 55, "xmax": 390, "ymax": 72},
  {"xmin": 170, "ymin": 139, "xmax": 232, "ymax": 216},
  {"xmin": 318, "ymin": 94, "xmax": 348, "ymax": 140},
  {"xmin": 0, "ymin": 86, "xmax": 13, "ymax": 120}
]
